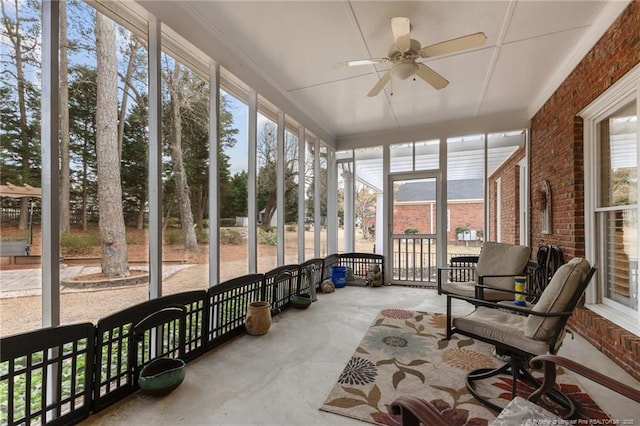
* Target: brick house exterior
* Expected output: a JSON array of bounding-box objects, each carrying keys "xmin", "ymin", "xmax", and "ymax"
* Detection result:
[
  {"xmin": 392, "ymin": 179, "xmax": 484, "ymax": 243},
  {"xmin": 527, "ymin": 1, "xmax": 639, "ymax": 379}
]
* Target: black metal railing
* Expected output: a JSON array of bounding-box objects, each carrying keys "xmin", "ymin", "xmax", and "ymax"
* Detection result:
[
  {"xmin": 263, "ymin": 265, "xmax": 301, "ymax": 314},
  {"xmin": 206, "ymin": 274, "xmax": 263, "ymax": 350},
  {"xmin": 0, "ymin": 323, "xmax": 95, "ymax": 426},
  {"xmin": 0, "ymin": 252, "xmax": 385, "ymax": 425},
  {"xmin": 392, "ymin": 234, "xmax": 437, "ymax": 283},
  {"xmin": 93, "ymin": 291, "xmax": 207, "ymax": 412}
]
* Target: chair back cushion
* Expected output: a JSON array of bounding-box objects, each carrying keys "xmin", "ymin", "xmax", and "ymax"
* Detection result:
[
  {"xmin": 476, "ymin": 242, "xmax": 531, "ymax": 290},
  {"xmin": 525, "ymin": 257, "xmax": 591, "ymax": 341}
]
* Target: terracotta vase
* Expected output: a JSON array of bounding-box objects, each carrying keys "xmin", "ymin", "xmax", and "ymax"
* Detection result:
[{"xmin": 245, "ymin": 301, "xmax": 271, "ymax": 335}]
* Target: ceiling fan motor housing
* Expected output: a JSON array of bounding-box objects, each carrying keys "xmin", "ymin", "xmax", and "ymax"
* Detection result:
[
  {"xmin": 388, "ymin": 39, "xmax": 421, "ymax": 61},
  {"xmin": 391, "ymin": 61, "xmax": 417, "ymax": 80}
]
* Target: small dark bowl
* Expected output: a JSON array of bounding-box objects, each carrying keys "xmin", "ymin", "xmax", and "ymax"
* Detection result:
[
  {"xmin": 138, "ymin": 357, "xmax": 186, "ymax": 396},
  {"xmin": 291, "ymin": 293, "xmax": 312, "ymax": 309}
]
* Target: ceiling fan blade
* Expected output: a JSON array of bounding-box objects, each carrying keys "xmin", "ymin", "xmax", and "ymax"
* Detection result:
[
  {"xmin": 416, "ymin": 63, "xmax": 449, "ymax": 90},
  {"xmin": 367, "ymin": 72, "xmax": 391, "ymax": 97},
  {"xmin": 333, "ymin": 58, "xmax": 389, "ymax": 68},
  {"xmin": 419, "ymin": 32, "xmax": 487, "ymax": 58},
  {"xmin": 391, "ymin": 17, "xmax": 411, "ymax": 52}
]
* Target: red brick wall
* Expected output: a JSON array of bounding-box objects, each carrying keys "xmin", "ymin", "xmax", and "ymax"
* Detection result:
[
  {"xmin": 489, "ymin": 148, "xmax": 525, "ymax": 244},
  {"xmin": 569, "ymin": 309, "xmax": 640, "ymax": 382},
  {"xmin": 393, "ymin": 204, "xmax": 434, "ymax": 235},
  {"xmin": 392, "ymin": 202, "xmax": 484, "ymax": 242},
  {"xmin": 448, "ymin": 201, "xmax": 484, "ymax": 242},
  {"xmin": 530, "ymin": 1, "xmax": 640, "ymax": 377}
]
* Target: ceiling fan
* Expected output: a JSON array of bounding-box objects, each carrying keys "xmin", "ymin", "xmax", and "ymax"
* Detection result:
[{"xmin": 336, "ymin": 17, "xmax": 487, "ymax": 97}]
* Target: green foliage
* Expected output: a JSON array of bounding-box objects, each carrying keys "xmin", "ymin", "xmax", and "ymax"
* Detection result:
[
  {"xmin": 258, "ymin": 230, "xmax": 277, "ymax": 246},
  {"xmin": 404, "ymin": 227, "xmax": 419, "ymax": 234},
  {"xmin": 220, "ymin": 228, "xmax": 244, "ymax": 245},
  {"xmin": 164, "ymin": 230, "xmax": 183, "ymax": 245},
  {"xmin": 220, "ymin": 218, "xmax": 236, "ymax": 227},
  {"xmin": 60, "ymin": 232, "xmax": 100, "ymax": 255},
  {"xmin": 455, "ymin": 225, "xmax": 470, "ymax": 235},
  {"xmin": 195, "ymin": 228, "xmax": 209, "ymax": 244},
  {"xmin": 224, "ymin": 171, "xmax": 248, "ymax": 218}
]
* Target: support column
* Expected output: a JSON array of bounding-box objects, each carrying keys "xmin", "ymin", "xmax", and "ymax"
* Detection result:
[
  {"xmin": 375, "ymin": 192, "xmax": 384, "ymax": 255},
  {"xmin": 209, "ymin": 62, "xmax": 220, "ymax": 285},
  {"xmin": 42, "ymin": 0, "xmax": 60, "ymax": 327},
  {"xmin": 148, "ymin": 17, "xmax": 162, "ymax": 298},
  {"xmin": 314, "ymin": 138, "xmax": 321, "ymax": 257},
  {"xmin": 276, "ymin": 111, "xmax": 285, "ymax": 265},
  {"xmin": 248, "ymin": 91, "xmax": 258, "ymax": 273},
  {"xmin": 342, "ymin": 170, "xmax": 354, "ymax": 252},
  {"xmin": 327, "ymin": 149, "xmax": 338, "ymax": 255},
  {"xmin": 297, "ymin": 127, "xmax": 306, "ymax": 262}
]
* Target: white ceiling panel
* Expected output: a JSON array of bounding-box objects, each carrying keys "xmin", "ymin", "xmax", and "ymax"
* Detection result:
[
  {"xmin": 189, "ymin": 1, "xmax": 368, "ymax": 91},
  {"xmin": 291, "ymin": 75, "xmax": 398, "ymax": 136},
  {"xmin": 505, "ymin": 1, "xmax": 608, "ymax": 43},
  {"xmin": 480, "ymin": 27, "xmax": 587, "ymax": 116},
  {"xmin": 144, "ymin": 0, "xmax": 631, "ymax": 143}
]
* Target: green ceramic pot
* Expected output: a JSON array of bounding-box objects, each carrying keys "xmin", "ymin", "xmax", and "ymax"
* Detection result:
[
  {"xmin": 291, "ymin": 293, "xmax": 312, "ymax": 309},
  {"xmin": 138, "ymin": 357, "xmax": 186, "ymax": 396}
]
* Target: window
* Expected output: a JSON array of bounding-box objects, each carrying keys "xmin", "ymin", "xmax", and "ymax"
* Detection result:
[
  {"xmin": 582, "ymin": 65, "xmax": 640, "ymax": 333},
  {"xmin": 596, "ymin": 101, "xmax": 637, "ymax": 312}
]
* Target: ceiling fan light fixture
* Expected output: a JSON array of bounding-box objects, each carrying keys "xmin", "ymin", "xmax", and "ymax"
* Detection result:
[{"xmin": 391, "ymin": 61, "xmax": 416, "ymax": 80}]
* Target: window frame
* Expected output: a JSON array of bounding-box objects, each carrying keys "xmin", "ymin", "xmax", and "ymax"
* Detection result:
[{"xmin": 581, "ymin": 62, "xmax": 640, "ymax": 334}]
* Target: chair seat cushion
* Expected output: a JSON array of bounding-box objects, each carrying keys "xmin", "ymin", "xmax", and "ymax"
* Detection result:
[
  {"xmin": 441, "ymin": 282, "xmax": 513, "ymax": 301},
  {"xmin": 453, "ymin": 307, "xmax": 550, "ymax": 355}
]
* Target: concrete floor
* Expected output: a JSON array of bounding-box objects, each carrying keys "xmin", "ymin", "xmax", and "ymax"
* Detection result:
[{"xmin": 84, "ymin": 286, "xmax": 640, "ymax": 425}]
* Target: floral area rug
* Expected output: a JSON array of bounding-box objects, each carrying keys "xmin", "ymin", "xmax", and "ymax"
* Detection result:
[{"xmin": 320, "ymin": 309, "xmax": 609, "ymax": 425}]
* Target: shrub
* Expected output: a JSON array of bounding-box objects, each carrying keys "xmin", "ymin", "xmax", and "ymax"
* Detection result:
[
  {"xmin": 286, "ymin": 225, "xmax": 296, "ymax": 232},
  {"xmin": 404, "ymin": 227, "xmax": 419, "ymax": 234},
  {"xmin": 126, "ymin": 233, "xmax": 142, "ymax": 245},
  {"xmin": 220, "ymin": 218, "xmax": 236, "ymax": 227},
  {"xmin": 164, "ymin": 230, "xmax": 183, "ymax": 245},
  {"xmin": 220, "ymin": 228, "xmax": 244, "ymax": 245},
  {"xmin": 195, "ymin": 228, "xmax": 209, "ymax": 244},
  {"xmin": 258, "ymin": 230, "xmax": 277, "ymax": 246},
  {"xmin": 60, "ymin": 233, "xmax": 101, "ymax": 255}
]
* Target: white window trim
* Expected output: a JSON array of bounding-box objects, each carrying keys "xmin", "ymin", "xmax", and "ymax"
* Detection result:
[
  {"xmin": 517, "ymin": 157, "xmax": 528, "ymax": 246},
  {"xmin": 496, "ymin": 177, "xmax": 502, "ymax": 243},
  {"xmin": 580, "ymin": 61, "xmax": 640, "ymax": 335}
]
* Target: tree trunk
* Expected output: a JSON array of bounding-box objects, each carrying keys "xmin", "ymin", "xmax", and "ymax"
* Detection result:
[
  {"xmin": 4, "ymin": 0, "xmax": 31, "ymax": 231},
  {"xmin": 168, "ymin": 62, "xmax": 198, "ymax": 251},
  {"xmin": 196, "ymin": 183, "xmax": 204, "ymax": 232},
  {"xmin": 59, "ymin": 1, "xmax": 71, "ymax": 234},
  {"xmin": 82, "ymin": 126, "xmax": 89, "ymax": 232},
  {"xmin": 96, "ymin": 13, "xmax": 129, "ymax": 277},
  {"xmin": 163, "ymin": 196, "xmax": 174, "ymax": 233},
  {"xmin": 117, "ymin": 39, "xmax": 139, "ymax": 157},
  {"xmin": 262, "ymin": 199, "xmax": 276, "ymax": 230},
  {"xmin": 137, "ymin": 193, "xmax": 146, "ymax": 230}
]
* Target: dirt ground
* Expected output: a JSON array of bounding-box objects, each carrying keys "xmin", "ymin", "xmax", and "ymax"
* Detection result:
[{"xmin": 0, "ymin": 224, "xmax": 283, "ymax": 337}]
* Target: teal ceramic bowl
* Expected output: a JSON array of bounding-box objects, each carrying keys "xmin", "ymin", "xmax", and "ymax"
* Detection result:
[
  {"xmin": 291, "ymin": 293, "xmax": 312, "ymax": 309},
  {"xmin": 138, "ymin": 358, "xmax": 186, "ymax": 396}
]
